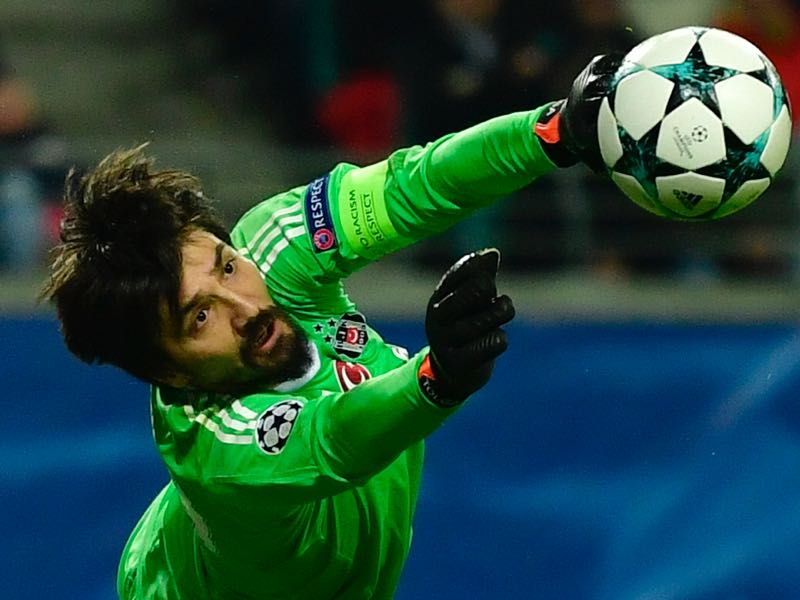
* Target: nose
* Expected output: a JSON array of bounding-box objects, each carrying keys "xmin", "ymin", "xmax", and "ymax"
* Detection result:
[{"xmin": 226, "ymin": 291, "xmax": 260, "ymax": 336}]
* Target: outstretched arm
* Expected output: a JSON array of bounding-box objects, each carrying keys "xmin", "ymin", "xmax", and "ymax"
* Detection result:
[{"xmin": 333, "ymin": 106, "xmax": 559, "ymax": 262}]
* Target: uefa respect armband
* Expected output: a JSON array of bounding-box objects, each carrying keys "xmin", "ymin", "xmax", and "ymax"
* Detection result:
[
  {"xmin": 304, "ymin": 174, "xmax": 338, "ymax": 253},
  {"xmin": 336, "ymin": 161, "xmax": 409, "ymax": 260}
]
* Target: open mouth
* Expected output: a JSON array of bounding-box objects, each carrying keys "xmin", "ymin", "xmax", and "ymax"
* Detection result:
[{"xmin": 252, "ymin": 319, "xmax": 277, "ymax": 353}]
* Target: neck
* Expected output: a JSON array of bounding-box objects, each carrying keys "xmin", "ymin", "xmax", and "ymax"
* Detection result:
[{"xmin": 272, "ymin": 341, "xmax": 321, "ymax": 393}]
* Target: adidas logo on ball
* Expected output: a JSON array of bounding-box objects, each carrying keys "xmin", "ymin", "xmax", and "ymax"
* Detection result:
[{"xmin": 672, "ymin": 189, "xmax": 704, "ymax": 209}]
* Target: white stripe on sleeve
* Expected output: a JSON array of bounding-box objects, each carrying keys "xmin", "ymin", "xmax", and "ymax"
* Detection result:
[
  {"xmin": 248, "ymin": 205, "xmax": 301, "ymax": 252},
  {"xmin": 259, "ymin": 226, "xmax": 306, "ymax": 271},
  {"xmin": 196, "ymin": 413, "xmax": 253, "ymax": 445},
  {"xmin": 231, "ymin": 400, "xmax": 259, "ymax": 420}
]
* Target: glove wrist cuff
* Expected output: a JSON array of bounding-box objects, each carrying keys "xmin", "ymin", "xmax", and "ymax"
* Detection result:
[
  {"xmin": 534, "ymin": 101, "xmax": 578, "ymax": 168},
  {"xmin": 417, "ymin": 354, "xmax": 464, "ymax": 408}
]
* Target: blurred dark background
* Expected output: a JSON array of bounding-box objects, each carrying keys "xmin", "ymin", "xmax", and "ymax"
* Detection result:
[
  {"xmin": 1, "ymin": 0, "xmax": 800, "ymax": 285},
  {"xmin": 4, "ymin": 1, "xmax": 800, "ymax": 598}
]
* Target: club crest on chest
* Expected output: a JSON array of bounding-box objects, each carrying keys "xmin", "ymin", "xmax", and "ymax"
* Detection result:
[{"xmin": 313, "ymin": 312, "xmax": 369, "ymax": 358}]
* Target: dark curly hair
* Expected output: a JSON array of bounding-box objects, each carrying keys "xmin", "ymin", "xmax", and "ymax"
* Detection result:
[{"xmin": 41, "ymin": 145, "xmax": 230, "ymax": 382}]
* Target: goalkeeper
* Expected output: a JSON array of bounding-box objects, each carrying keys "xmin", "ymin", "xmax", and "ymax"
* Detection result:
[{"xmin": 42, "ymin": 56, "xmax": 617, "ymax": 599}]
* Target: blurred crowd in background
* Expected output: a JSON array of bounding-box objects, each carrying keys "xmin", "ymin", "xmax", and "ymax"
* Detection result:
[
  {"xmin": 2, "ymin": 0, "xmax": 800, "ymax": 280},
  {"xmin": 0, "ymin": 52, "xmax": 68, "ymax": 273}
]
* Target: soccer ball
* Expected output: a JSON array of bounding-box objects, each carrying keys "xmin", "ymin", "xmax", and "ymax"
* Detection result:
[{"xmin": 597, "ymin": 26, "xmax": 792, "ymax": 220}]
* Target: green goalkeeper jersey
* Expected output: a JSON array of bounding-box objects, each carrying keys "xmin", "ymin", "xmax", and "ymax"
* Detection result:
[{"xmin": 117, "ymin": 108, "xmax": 556, "ymax": 600}]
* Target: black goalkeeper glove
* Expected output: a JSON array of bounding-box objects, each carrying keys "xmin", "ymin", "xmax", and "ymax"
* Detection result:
[
  {"xmin": 534, "ymin": 53, "xmax": 624, "ymax": 172},
  {"xmin": 419, "ymin": 248, "xmax": 515, "ymax": 407}
]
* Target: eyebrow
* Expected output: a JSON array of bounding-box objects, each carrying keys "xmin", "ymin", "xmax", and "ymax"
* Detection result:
[{"xmin": 177, "ymin": 242, "xmax": 227, "ymax": 330}]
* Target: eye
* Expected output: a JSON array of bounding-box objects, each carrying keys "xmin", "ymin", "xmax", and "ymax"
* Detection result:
[
  {"xmin": 195, "ymin": 308, "xmax": 209, "ymax": 327},
  {"xmin": 223, "ymin": 257, "xmax": 236, "ymax": 276}
]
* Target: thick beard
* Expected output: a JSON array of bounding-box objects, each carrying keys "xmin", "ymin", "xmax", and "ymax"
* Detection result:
[{"xmin": 238, "ymin": 305, "xmax": 312, "ymax": 390}]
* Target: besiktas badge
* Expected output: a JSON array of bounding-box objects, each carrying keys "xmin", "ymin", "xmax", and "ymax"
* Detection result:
[
  {"xmin": 334, "ymin": 313, "xmax": 369, "ymax": 357},
  {"xmin": 313, "ymin": 312, "xmax": 368, "ymax": 358}
]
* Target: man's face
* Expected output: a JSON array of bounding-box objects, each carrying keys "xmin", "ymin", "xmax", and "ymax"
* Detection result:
[{"xmin": 160, "ymin": 230, "xmax": 310, "ymax": 393}]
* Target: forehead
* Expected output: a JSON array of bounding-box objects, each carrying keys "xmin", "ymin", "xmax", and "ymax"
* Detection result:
[
  {"xmin": 181, "ymin": 230, "xmax": 224, "ymax": 273},
  {"xmin": 159, "ymin": 230, "xmax": 225, "ymax": 330}
]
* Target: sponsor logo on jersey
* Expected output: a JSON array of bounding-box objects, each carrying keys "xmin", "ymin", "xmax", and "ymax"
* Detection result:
[
  {"xmin": 255, "ymin": 399, "xmax": 304, "ymax": 455},
  {"xmin": 304, "ymin": 174, "xmax": 338, "ymax": 253},
  {"xmin": 314, "ymin": 312, "xmax": 370, "ymax": 358},
  {"xmin": 334, "ymin": 360, "xmax": 372, "ymax": 391}
]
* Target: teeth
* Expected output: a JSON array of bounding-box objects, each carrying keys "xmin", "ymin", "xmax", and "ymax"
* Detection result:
[{"xmin": 255, "ymin": 322, "xmax": 272, "ymax": 347}]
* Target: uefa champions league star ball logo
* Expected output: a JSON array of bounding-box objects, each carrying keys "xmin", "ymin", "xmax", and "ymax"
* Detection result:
[
  {"xmin": 255, "ymin": 400, "xmax": 304, "ymax": 455},
  {"xmin": 691, "ymin": 125, "xmax": 709, "ymax": 143}
]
